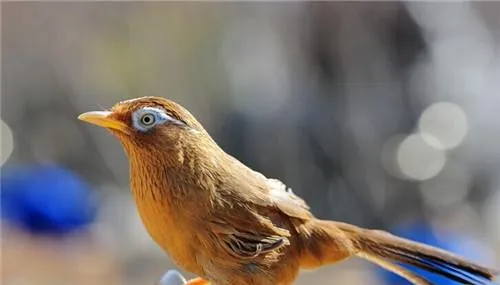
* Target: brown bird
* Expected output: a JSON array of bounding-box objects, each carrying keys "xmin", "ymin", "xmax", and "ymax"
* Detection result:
[{"xmin": 79, "ymin": 96, "xmax": 497, "ymax": 285}]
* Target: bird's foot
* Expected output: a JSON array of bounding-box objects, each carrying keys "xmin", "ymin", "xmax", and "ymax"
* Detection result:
[
  {"xmin": 157, "ymin": 270, "xmax": 209, "ymax": 285},
  {"xmin": 185, "ymin": 277, "xmax": 210, "ymax": 285}
]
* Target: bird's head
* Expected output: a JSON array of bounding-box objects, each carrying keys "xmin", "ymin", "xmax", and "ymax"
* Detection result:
[{"xmin": 78, "ymin": 96, "xmax": 211, "ymax": 161}]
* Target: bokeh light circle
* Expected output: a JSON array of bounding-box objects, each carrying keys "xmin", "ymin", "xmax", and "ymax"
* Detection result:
[
  {"xmin": 0, "ymin": 119, "xmax": 14, "ymax": 166},
  {"xmin": 397, "ymin": 134, "xmax": 447, "ymax": 181},
  {"xmin": 418, "ymin": 102, "xmax": 468, "ymax": 150}
]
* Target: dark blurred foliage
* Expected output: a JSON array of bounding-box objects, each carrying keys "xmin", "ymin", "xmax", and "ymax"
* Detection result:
[{"xmin": 216, "ymin": 3, "xmax": 427, "ymax": 227}]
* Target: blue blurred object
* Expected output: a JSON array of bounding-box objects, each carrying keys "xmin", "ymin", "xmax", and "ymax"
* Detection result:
[
  {"xmin": 158, "ymin": 270, "xmax": 187, "ymax": 285},
  {"xmin": 1, "ymin": 165, "xmax": 97, "ymax": 235},
  {"xmin": 376, "ymin": 221, "xmax": 494, "ymax": 285}
]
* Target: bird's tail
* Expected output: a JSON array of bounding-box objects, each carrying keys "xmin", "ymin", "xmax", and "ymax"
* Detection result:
[{"xmin": 336, "ymin": 222, "xmax": 498, "ymax": 285}]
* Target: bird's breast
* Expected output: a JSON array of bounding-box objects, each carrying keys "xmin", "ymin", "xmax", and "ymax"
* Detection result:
[{"xmin": 131, "ymin": 183, "xmax": 204, "ymax": 275}]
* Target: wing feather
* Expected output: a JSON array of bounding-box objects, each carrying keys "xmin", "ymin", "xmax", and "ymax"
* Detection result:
[{"xmin": 210, "ymin": 219, "xmax": 289, "ymax": 259}]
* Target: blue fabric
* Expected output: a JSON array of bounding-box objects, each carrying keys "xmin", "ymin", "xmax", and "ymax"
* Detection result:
[
  {"xmin": 1, "ymin": 165, "xmax": 97, "ymax": 235},
  {"xmin": 376, "ymin": 222, "xmax": 492, "ymax": 285}
]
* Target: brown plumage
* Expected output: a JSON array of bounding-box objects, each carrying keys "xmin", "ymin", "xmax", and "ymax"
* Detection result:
[{"xmin": 79, "ymin": 96, "xmax": 497, "ymax": 285}]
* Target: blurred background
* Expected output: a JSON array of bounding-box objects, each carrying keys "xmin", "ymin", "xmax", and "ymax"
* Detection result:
[{"xmin": 2, "ymin": 2, "xmax": 500, "ymax": 285}]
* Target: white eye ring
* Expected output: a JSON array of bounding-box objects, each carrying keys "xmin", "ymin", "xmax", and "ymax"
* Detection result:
[
  {"xmin": 140, "ymin": 113, "xmax": 156, "ymax": 126},
  {"xmin": 132, "ymin": 106, "xmax": 183, "ymax": 132}
]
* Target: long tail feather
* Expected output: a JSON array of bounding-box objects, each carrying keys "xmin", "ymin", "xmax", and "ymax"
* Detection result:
[
  {"xmin": 359, "ymin": 252, "xmax": 432, "ymax": 285},
  {"xmin": 352, "ymin": 227, "xmax": 498, "ymax": 284}
]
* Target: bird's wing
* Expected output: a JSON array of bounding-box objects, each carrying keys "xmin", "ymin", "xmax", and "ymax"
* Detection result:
[
  {"xmin": 209, "ymin": 217, "xmax": 290, "ymax": 260},
  {"xmin": 223, "ymin": 156, "xmax": 314, "ymax": 221},
  {"xmin": 252, "ymin": 171, "xmax": 313, "ymax": 221},
  {"xmin": 266, "ymin": 177, "xmax": 310, "ymax": 211},
  {"xmin": 207, "ymin": 158, "xmax": 313, "ymax": 260}
]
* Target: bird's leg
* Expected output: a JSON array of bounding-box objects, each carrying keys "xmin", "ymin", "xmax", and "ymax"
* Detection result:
[{"xmin": 185, "ymin": 277, "xmax": 210, "ymax": 285}]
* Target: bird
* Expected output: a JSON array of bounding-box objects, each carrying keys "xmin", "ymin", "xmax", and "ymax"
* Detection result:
[{"xmin": 79, "ymin": 96, "xmax": 498, "ymax": 285}]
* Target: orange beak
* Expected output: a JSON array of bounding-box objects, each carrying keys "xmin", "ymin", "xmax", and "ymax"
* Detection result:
[{"xmin": 78, "ymin": 111, "xmax": 130, "ymax": 134}]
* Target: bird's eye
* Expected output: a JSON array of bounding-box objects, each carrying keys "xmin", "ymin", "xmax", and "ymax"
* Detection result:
[
  {"xmin": 140, "ymin": 113, "xmax": 156, "ymax": 126},
  {"xmin": 132, "ymin": 107, "xmax": 180, "ymax": 132}
]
